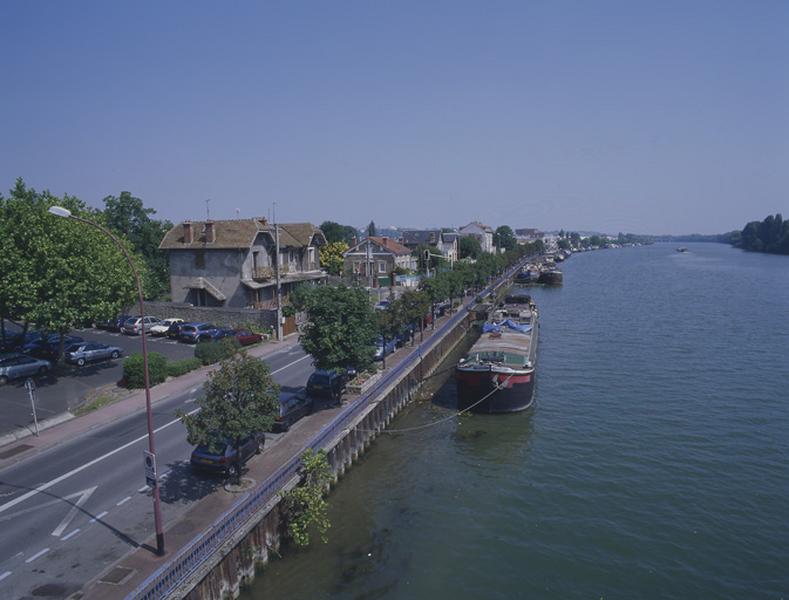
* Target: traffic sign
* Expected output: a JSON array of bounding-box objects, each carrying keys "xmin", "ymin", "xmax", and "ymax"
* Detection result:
[{"xmin": 144, "ymin": 451, "xmax": 158, "ymax": 487}]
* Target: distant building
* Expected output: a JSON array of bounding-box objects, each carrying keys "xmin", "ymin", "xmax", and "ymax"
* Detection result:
[
  {"xmin": 159, "ymin": 218, "xmax": 327, "ymax": 309},
  {"xmin": 459, "ymin": 222, "xmax": 495, "ymax": 253},
  {"xmin": 401, "ymin": 230, "xmax": 459, "ymax": 265},
  {"xmin": 515, "ymin": 228, "xmax": 543, "ymax": 244},
  {"xmin": 343, "ymin": 236, "xmax": 417, "ymax": 287}
]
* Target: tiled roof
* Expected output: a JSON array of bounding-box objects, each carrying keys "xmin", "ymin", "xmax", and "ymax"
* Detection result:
[
  {"xmin": 401, "ymin": 230, "xmax": 440, "ymax": 246},
  {"xmin": 159, "ymin": 219, "xmax": 325, "ymax": 250},
  {"xmin": 369, "ymin": 236, "xmax": 412, "ymax": 256}
]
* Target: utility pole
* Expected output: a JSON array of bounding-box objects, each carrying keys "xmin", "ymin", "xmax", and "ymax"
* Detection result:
[
  {"xmin": 25, "ymin": 378, "xmax": 39, "ymax": 436},
  {"xmin": 367, "ymin": 238, "xmax": 373, "ymax": 289},
  {"xmin": 273, "ymin": 202, "xmax": 283, "ymax": 341}
]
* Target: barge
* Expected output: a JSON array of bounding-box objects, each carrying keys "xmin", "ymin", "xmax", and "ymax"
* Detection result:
[{"xmin": 455, "ymin": 289, "xmax": 539, "ymax": 413}]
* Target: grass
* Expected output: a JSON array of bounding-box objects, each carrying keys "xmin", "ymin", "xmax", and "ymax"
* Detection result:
[{"xmin": 73, "ymin": 387, "xmax": 127, "ymax": 417}]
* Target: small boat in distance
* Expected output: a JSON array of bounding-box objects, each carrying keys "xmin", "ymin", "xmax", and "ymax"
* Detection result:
[{"xmin": 676, "ymin": 247, "xmax": 688, "ymax": 253}]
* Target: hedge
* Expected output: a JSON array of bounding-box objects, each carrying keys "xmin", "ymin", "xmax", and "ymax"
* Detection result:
[
  {"xmin": 194, "ymin": 337, "xmax": 241, "ymax": 366},
  {"xmin": 123, "ymin": 352, "xmax": 168, "ymax": 389},
  {"xmin": 167, "ymin": 357, "xmax": 202, "ymax": 378}
]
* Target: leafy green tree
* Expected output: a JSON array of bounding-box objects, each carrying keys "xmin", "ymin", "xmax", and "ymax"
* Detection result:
[
  {"xmin": 367, "ymin": 220, "xmax": 377, "ymax": 237},
  {"xmin": 557, "ymin": 238, "xmax": 571, "ymax": 250},
  {"xmin": 0, "ymin": 179, "xmax": 141, "ymax": 360},
  {"xmin": 319, "ymin": 221, "xmax": 357, "ymax": 245},
  {"xmin": 101, "ymin": 191, "xmax": 172, "ymax": 299},
  {"xmin": 458, "ymin": 235, "xmax": 482, "ymax": 259},
  {"xmin": 283, "ymin": 449, "xmax": 332, "ymax": 546},
  {"xmin": 180, "ymin": 352, "xmax": 279, "ymax": 482},
  {"xmin": 319, "ymin": 241, "xmax": 349, "ymax": 275},
  {"xmin": 414, "ymin": 244, "xmax": 444, "ymax": 273},
  {"xmin": 494, "ymin": 226, "xmax": 517, "ymax": 251},
  {"xmin": 295, "ymin": 285, "xmax": 378, "ymax": 372}
]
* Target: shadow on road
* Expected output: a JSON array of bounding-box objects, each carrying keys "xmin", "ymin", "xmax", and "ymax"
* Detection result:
[{"xmin": 158, "ymin": 460, "xmax": 223, "ymax": 505}]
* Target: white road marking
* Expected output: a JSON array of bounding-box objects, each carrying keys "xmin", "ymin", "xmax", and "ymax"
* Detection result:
[
  {"xmin": 137, "ymin": 485, "xmax": 149, "ymax": 493},
  {"xmin": 184, "ymin": 398, "xmax": 196, "ymax": 404},
  {"xmin": 89, "ymin": 511, "xmax": 108, "ymax": 523},
  {"xmin": 0, "ymin": 353, "xmax": 309, "ymax": 514},
  {"xmin": 0, "ymin": 571, "xmax": 11, "ymax": 582},
  {"xmin": 0, "ymin": 488, "xmax": 96, "ymax": 525},
  {"xmin": 116, "ymin": 496, "xmax": 132, "ymax": 506},
  {"xmin": 190, "ymin": 387, "xmax": 199, "ymax": 394},
  {"xmin": 61, "ymin": 528, "xmax": 80, "ymax": 541},
  {"xmin": 159, "ymin": 470, "xmax": 171, "ymax": 480},
  {"xmin": 51, "ymin": 486, "xmax": 97, "ymax": 537},
  {"xmin": 25, "ymin": 548, "xmax": 49, "ymax": 563}
]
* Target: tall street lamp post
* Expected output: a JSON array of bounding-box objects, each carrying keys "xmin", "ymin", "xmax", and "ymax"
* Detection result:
[{"xmin": 48, "ymin": 206, "xmax": 166, "ymax": 556}]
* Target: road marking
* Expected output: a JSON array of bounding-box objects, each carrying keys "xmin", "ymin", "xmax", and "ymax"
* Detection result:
[
  {"xmin": 116, "ymin": 496, "xmax": 132, "ymax": 506},
  {"xmin": 184, "ymin": 397, "xmax": 196, "ymax": 404},
  {"xmin": 61, "ymin": 528, "xmax": 80, "ymax": 541},
  {"xmin": 159, "ymin": 470, "xmax": 171, "ymax": 480},
  {"xmin": 0, "ymin": 353, "xmax": 309, "ymax": 513},
  {"xmin": 51, "ymin": 486, "xmax": 97, "ymax": 537},
  {"xmin": 137, "ymin": 485, "xmax": 149, "ymax": 493},
  {"xmin": 25, "ymin": 548, "xmax": 49, "ymax": 563},
  {"xmin": 0, "ymin": 571, "xmax": 11, "ymax": 582},
  {"xmin": 190, "ymin": 387, "xmax": 199, "ymax": 394},
  {"xmin": 89, "ymin": 511, "xmax": 108, "ymax": 523}
]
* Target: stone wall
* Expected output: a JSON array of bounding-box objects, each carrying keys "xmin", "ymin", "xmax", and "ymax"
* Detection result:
[{"xmin": 141, "ymin": 301, "xmax": 277, "ymax": 331}]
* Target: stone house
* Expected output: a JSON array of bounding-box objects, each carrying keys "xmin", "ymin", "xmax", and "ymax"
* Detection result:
[
  {"xmin": 159, "ymin": 218, "xmax": 327, "ymax": 309},
  {"xmin": 401, "ymin": 230, "xmax": 459, "ymax": 265},
  {"xmin": 343, "ymin": 236, "xmax": 417, "ymax": 287},
  {"xmin": 459, "ymin": 221, "xmax": 495, "ymax": 253}
]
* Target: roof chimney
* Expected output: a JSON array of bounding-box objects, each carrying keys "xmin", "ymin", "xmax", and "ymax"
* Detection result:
[
  {"xmin": 205, "ymin": 220, "xmax": 215, "ymax": 243},
  {"xmin": 183, "ymin": 221, "xmax": 193, "ymax": 244}
]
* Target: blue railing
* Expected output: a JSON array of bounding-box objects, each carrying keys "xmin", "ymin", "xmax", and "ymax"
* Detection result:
[{"xmin": 128, "ymin": 259, "xmax": 527, "ymax": 600}]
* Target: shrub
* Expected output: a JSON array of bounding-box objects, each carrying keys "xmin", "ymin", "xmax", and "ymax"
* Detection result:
[
  {"xmin": 167, "ymin": 357, "xmax": 202, "ymax": 378},
  {"xmin": 123, "ymin": 352, "xmax": 168, "ymax": 388},
  {"xmin": 194, "ymin": 337, "xmax": 241, "ymax": 366}
]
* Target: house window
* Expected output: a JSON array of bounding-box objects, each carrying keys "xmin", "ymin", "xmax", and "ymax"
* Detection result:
[
  {"xmin": 353, "ymin": 262, "xmax": 361, "ymax": 274},
  {"xmin": 378, "ymin": 261, "xmax": 386, "ymax": 274},
  {"xmin": 195, "ymin": 250, "xmax": 205, "ymax": 269},
  {"xmin": 252, "ymin": 250, "xmax": 259, "ymax": 271},
  {"xmin": 308, "ymin": 247, "xmax": 315, "ymax": 269}
]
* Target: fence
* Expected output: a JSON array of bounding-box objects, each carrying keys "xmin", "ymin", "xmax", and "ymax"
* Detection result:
[{"xmin": 128, "ymin": 260, "xmax": 525, "ymax": 600}]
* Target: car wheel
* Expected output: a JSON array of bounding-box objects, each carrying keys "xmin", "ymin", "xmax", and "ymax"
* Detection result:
[
  {"xmin": 111, "ymin": 351, "xmax": 120, "ymax": 359},
  {"xmin": 77, "ymin": 358, "xmax": 86, "ymax": 367},
  {"xmin": 227, "ymin": 464, "xmax": 239, "ymax": 480},
  {"xmin": 0, "ymin": 375, "xmax": 8, "ymax": 385}
]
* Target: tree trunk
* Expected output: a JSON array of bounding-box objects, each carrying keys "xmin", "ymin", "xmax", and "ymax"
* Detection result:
[
  {"xmin": 57, "ymin": 331, "xmax": 66, "ymax": 367},
  {"xmin": 0, "ymin": 317, "xmax": 5, "ymax": 347}
]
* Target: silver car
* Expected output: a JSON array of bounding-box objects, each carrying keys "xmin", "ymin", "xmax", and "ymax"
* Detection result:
[
  {"xmin": 64, "ymin": 343, "xmax": 123, "ymax": 367},
  {"xmin": 121, "ymin": 316, "xmax": 161, "ymax": 335},
  {"xmin": 0, "ymin": 353, "xmax": 52, "ymax": 384}
]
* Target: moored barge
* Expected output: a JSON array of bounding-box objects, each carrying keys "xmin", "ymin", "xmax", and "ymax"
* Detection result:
[{"xmin": 455, "ymin": 290, "xmax": 539, "ymax": 413}]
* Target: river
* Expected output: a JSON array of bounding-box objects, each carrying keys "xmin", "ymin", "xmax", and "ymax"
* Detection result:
[{"xmin": 242, "ymin": 242, "xmax": 789, "ymax": 599}]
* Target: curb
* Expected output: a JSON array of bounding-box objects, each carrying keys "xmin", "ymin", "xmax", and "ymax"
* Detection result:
[{"xmin": 0, "ymin": 411, "xmax": 75, "ymax": 448}]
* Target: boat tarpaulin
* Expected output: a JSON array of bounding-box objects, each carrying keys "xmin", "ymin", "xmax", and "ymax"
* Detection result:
[{"xmin": 482, "ymin": 320, "xmax": 532, "ymax": 334}]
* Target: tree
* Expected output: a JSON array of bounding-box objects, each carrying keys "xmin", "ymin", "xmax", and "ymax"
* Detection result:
[
  {"xmin": 283, "ymin": 449, "xmax": 332, "ymax": 546},
  {"xmin": 319, "ymin": 221, "xmax": 357, "ymax": 245},
  {"xmin": 458, "ymin": 235, "xmax": 482, "ymax": 259},
  {"xmin": 414, "ymin": 244, "xmax": 443, "ymax": 274},
  {"xmin": 180, "ymin": 352, "xmax": 280, "ymax": 482},
  {"xmin": 494, "ymin": 226, "xmax": 517, "ymax": 252},
  {"xmin": 100, "ymin": 191, "xmax": 172, "ymax": 299},
  {"xmin": 0, "ymin": 179, "xmax": 141, "ymax": 361},
  {"xmin": 367, "ymin": 220, "xmax": 377, "ymax": 237},
  {"xmin": 294, "ymin": 285, "xmax": 378, "ymax": 372},
  {"xmin": 557, "ymin": 238, "xmax": 571, "ymax": 250},
  {"xmin": 319, "ymin": 241, "xmax": 349, "ymax": 275}
]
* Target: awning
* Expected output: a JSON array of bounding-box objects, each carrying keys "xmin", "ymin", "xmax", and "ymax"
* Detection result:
[
  {"xmin": 185, "ymin": 277, "xmax": 227, "ymax": 301},
  {"xmin": 241, "ymin": 279, "xmax": 273, "ymax": 290}
]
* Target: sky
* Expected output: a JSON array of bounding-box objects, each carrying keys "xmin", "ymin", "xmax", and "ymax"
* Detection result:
[{"xmin": 1, "ymin": 1, "xmax": 787, "ymax": 235}]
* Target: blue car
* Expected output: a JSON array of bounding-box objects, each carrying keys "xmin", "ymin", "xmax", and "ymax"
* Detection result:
[
  {"xmin": 178, "ymin": 323, "xmax": 223, "ymax": 343},
  {"xmin": 373, "ymin": 336, "xmax": 397, "ymax": 361}
]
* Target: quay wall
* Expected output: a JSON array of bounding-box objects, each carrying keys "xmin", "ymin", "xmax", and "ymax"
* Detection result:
[{"xmin": 129, "ymin": 262, "xmax": 524, "ymax": 600}]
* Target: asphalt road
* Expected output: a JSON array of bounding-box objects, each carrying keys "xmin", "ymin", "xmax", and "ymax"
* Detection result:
[
  {"xmin": 0, "ymin": 343, "xmax": 312, "ymax": 599},
  {"xmin": 0, "ymin": 327, "xmax": 197, "ymax": 435}
]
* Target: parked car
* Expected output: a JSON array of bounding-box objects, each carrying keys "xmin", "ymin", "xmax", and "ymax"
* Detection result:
[
  {"xmin": 64, "ymin": 342, "xmax": 123, "ymax": 367},
  {"xmin": 149, "ymin": 318, "xmax": 184, "ymax": 337},
  {"xmin": 96, "ymin": 314, "xmax": 132, "ymax": 332},
  {"xmin": 305, "ymin": 368, "xmax": 354, "ymax": 405},
  {"xmin": 178, "ymin": 323, "xmax": 222, "ymax": 343},
  {"xmin": 0, "ymin": 353, "xmax": 51, "ymax": 384},
  {"xmin": 373, "ymin": 336, "xmax": 398, "ymax": 361},
  {"xmin": 232, "ymin": 329, "xmax": 263, "ymax": 346},
  {"xmin": 190, "ymin": 433, "xmax": 265, "ymax": 478},
  {"xmin": 374, "ymin": 299, "xmax": 390, "ymax": 311},
  {"xmin": 395, "ymin": 323, "xmax": 418, "ymax": 347},
  {"xmin": 122, "ymin": 316, "xmax": 161, "ymax": 335},
  {"xmin": 22, "ymin": 334, "xmax": 84, "ymax": 360},
  {"xmin": 272, "ymin": 390, "xmax": 315, "ymax": 432}
]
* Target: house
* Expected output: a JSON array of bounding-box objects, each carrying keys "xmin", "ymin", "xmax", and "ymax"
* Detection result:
[
  {"xmin": 515, "ymin": 228, "xmax": 543, "ymax": 243},
  {"xmin": 459, "ymin": 222, "xmax": 495, "ymax": 253},
  {"xmin": 401, "ymin": 230, "xmax": 459, "ymax": 265},
  {"xmin": 343, "ymin": 236, "xmax": 417, "ymax": 287},
  {"xmin": 159, "ymin": 218, "xmax": 327, "ymax": 309}
]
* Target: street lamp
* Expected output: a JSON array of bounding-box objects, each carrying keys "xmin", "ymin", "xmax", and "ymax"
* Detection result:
[{"xmin": 48, "ymin": 206, "xmax": 166, "ymax": 556}]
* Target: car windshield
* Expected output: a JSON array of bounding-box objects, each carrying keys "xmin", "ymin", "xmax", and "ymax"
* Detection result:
[
  {"xmin": 181, "ymin": 325, "xmax": 196, "ymax": 332},
  {"xmin": 310, "ymin": 373, "xmax": 332, "ymax": 386},
  {"xmin": 197, "ymin": 324, "xmax": 213, "ymax": 331},
  {"xmin": 65, "ymin": 344, "xmax": 82, "ymax": 353}
]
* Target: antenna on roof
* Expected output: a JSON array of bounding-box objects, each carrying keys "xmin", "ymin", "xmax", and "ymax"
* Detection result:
[
  {"xmin": 235, "ymin": 208, "xmax": 240, "ymax": 218},
  {"xmin": 206, "ymin": 199, "xmax": 211, "ymax": 221}
]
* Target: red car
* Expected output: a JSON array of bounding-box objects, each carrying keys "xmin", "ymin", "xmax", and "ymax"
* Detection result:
[{"xmin": 233, "ymin": 330, "xmax": 263, "ymax": 346}]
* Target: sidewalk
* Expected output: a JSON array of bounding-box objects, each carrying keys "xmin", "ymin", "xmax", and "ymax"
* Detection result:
[
  {"xmin": 0, "ymin": 337, "xmax": 301, "ymax": 469},
  {"xmin": 82, "ymin": 305, "xmax": 468, "ymax": 599}
]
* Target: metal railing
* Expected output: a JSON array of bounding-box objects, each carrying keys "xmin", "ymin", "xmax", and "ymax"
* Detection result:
[{"xmin": 128, "ymin": 259, "xmax": 527, "ymax": 600}]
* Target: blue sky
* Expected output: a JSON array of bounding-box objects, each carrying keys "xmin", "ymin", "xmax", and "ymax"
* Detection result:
[{"xmin": 1, "ymin": 1, "xmax": 787, "ymax": 234}]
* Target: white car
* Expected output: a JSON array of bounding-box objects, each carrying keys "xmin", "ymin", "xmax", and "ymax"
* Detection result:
[{"xmin": 150, "ymin": 318, "xmax": 184, "ymax": 337}]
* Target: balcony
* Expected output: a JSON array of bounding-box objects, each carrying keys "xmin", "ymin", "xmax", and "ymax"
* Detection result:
[{"xmin": 252, "ymin": 266, "xmax": 274, "ymax": 281}]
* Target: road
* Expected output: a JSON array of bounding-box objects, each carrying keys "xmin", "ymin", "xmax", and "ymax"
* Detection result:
[
  {"xmin": 0, "ymin": 343, "xmax": 312, "ymax": 599},
  {"xmin": 0, "ymin": 327, "xmax": 198, "ymax": 435}
]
